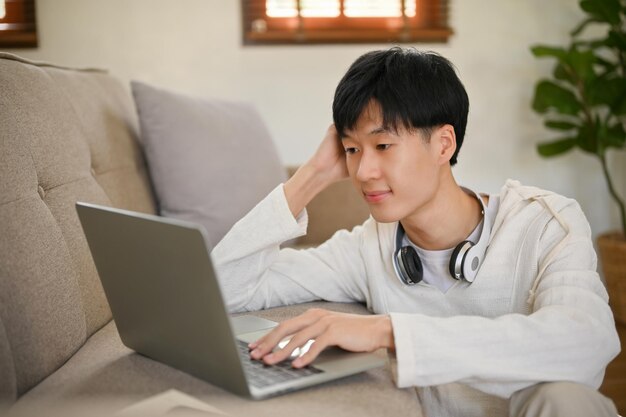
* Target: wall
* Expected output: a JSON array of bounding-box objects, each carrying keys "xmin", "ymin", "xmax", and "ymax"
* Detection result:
[{"xmin": 8, "ymin": 0, "xmax": 625, "ymax": 239}]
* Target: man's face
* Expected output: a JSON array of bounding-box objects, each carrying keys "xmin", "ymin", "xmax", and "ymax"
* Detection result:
[{"xmin": 341, "ymin": 101, "xmax": 447, "ymax": 223}]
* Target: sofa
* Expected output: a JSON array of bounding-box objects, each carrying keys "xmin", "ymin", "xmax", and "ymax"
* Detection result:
[{"xmin": 0, "ymin": 53, "xmax": 423, "ymax": 416}]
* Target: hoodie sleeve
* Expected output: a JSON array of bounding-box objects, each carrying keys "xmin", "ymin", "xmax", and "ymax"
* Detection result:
[
  {"xmin": 211, "ymin": 184, "xmax": 371, "ymax": 313},
  {"xmin": 389, "ymin": 199, "xmax": 620, "ymax": 398}
]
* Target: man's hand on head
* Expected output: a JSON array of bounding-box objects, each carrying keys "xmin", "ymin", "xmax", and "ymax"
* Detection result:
[
  {"xmin": 307, "ymin": 124, "xmax": 350, "ymax": 185},
  {"xmin": 248, "ymin": 308, "xmax": 395, "ymax": 368},
  {"xmin": 283, "ymin": 124, "xmax": 349, "ymax": 218}
]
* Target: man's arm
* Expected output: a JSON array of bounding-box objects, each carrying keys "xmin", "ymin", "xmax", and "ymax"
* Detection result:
[
  {"xmin": 212, "ymin": 125, "xmax": 371, "ymax": 312},
  {"xmin": 249, "ymin": 200, "xmax": 619, "ymax": 399}
]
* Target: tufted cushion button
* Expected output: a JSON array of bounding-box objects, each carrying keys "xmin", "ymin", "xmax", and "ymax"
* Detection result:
[{"xmin": 37, "ymin": 185, "xmax": 45, "ymax": 199}]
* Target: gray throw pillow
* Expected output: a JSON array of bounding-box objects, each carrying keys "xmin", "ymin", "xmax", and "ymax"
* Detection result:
[{"xmin": 131, "ymin": 81, "xmax": 286, "ymax": 249}]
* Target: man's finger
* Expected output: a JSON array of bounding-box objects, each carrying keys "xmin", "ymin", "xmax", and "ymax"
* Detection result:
[{"xmin": 292, "ymin": 334, "xmax": 331, "ymax": 368}]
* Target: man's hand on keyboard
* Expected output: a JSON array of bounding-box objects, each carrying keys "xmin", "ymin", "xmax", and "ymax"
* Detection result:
[{"xmin": 248, "ymin": 308, "xmax": 394, "ymax": 368}]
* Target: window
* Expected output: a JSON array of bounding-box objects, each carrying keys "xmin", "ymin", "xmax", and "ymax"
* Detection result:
[
  {"xmin": 242, "ymin": 0, "xmax": 452, "ymax": 45},
  {"xmin": 0, "ymin": 0, "xmax": 38, "ymax": 48}
]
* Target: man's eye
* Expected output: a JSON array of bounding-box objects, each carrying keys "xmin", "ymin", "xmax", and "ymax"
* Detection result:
[
  {"xmin": 345, "ymin": 148, "xmax": 358, "ymax": 154},
  {"xmin": 376, "ymin": 144, "xmax": 391, "ymax": 150}
]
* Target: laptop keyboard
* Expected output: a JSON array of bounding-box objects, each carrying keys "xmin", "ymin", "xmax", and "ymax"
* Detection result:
[{"xmin": 237, "ymin": 340, "xmax": 323, "ymax": 388}]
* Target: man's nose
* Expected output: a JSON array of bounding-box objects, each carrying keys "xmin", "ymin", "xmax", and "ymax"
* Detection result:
[{"xmin": 355, "ymin": 151, "xmax": 380, "ymax": 182}]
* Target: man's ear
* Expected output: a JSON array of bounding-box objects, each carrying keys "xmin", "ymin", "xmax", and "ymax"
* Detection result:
[{"xmin": 434, "ymin": 124, "xmax": 457, "ymax": 165}]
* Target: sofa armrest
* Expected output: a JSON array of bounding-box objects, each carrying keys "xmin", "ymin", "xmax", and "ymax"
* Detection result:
[{"xmin": 286, "ymin": 166, "xmax": 370, "ymax": 248}]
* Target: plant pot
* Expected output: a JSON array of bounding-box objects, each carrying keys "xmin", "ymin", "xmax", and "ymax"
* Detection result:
[{"xmin": 598, "ymin": 232, "xmax": 626, "ymax": 325}]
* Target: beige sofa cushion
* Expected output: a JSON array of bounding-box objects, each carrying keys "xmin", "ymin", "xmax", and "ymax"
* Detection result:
[
  {"xmin": 0, "ymin": 53, "xmax": 156, "ymax": 403},
  {"xmin": 9, "ymin": 303, "xmax": 423, "ymax": 417}
]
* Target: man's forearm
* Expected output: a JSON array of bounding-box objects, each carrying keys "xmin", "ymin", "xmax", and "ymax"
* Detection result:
[{"xmin": 283, "ymin": 163, "xmax": 335, "ymax": 218}]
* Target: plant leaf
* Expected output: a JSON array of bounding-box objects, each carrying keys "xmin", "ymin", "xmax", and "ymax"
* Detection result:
[
  {"xmin": 531, "ymin": 45, "xmax": 567, "ymax": 60},
  {"xmin": 553, "ymin": 63, "xmax": 574, "ymax": 83},
  {"xmin": 580, "ymin": 0, "xmax": 621, "ymax": 25},
  {"xmin": 566, "ymin": 48, "xmax": 596, "ymax": 82},
  {"xmin": 576, "ymin": 123, "xmax": 600, "ymax": 154},
  {"xmin": 532, "ymin": 81, "xmax": 582, "ymax": 115},
  {"xmin": 547, "ymin": 48, "xmax": 596, "ymax": 85},
  {"xmin": 614, "ymin": 94, "xmax": 626, "ymax": 115},
  {"xmin": 587, "ymin": 77, "xmax": 618, "ymax": 105},
  {"xmin": 604, "ymin": 123, "xmax": 626, "ymax": 148},
  {"xmin": 573, "ymin": 38, "xmax": 614, "ymax": 49},
  {"xmin": 587, "ymin": 76, "xmax": 626, "ymax": 109},
  {"xmin": 606, "ymin": 29, "xmax": 626, "ymax": 50},
  {"xmin": 544, "ymin": 120, "xmax": 580, "ymax": 130},
  {"xmin": 537, "ymin": 138, "xmax": 577, "ymax": 157}
]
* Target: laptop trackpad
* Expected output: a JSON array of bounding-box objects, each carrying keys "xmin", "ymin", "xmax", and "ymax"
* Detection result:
[{"xmin": 231, "ymin": 315, "xmax": 277, "ymax": 337}]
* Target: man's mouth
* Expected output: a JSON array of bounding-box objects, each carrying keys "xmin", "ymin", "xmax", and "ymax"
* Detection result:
[{"xmin": 363, "ymin": 190, "xmax": 392, "ymax": 203}]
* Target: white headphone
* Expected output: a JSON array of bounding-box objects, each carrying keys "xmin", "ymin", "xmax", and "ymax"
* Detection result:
[{"xmin": 392, "ymin": 188, "xmax": 492, "ymax": 285}]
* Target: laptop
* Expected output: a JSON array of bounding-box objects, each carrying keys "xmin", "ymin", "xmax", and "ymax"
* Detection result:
[{"xmin": 75, "ymin": 202, "xmax": 386, "ymax": 399}]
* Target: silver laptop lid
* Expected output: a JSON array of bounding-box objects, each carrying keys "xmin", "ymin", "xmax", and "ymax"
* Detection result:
[{"xmin": 76, "ymin": 202, "xmax": 249, "ymax": 397}]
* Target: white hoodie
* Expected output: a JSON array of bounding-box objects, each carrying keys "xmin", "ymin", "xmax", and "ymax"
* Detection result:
[{"xmin": 211, "ymin": 179, "xmax": 620, "ymax": 417}]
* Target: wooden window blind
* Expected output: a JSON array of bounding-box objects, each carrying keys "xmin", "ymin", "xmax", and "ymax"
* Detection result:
[
  {"xmin": 242, "ymin": 0, "xmax": 452, "ymax": 45},
  {"xmin": 0, "ymin": 0, "xmax": 37, "ymax": 48}
]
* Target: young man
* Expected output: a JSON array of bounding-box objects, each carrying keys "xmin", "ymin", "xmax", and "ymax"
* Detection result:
[{"xmin": 212, "ymin": 48, "xmax": 620, "ymax": 417}]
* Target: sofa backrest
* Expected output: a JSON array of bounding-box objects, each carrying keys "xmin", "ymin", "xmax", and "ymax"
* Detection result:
[{"xmin": 0, "ymin": 53, "xmax": 156, "ymax": 404}]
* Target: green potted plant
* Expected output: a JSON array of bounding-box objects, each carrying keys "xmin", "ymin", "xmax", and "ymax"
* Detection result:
[{"xmin": 530, "ymin": 0, "xmax": 626, "ymax": 322}]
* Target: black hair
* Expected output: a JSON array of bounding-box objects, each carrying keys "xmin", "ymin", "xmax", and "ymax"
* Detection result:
[{"xmin": 332, "ymin": 47, "xmax": 469, "ymax": 165}]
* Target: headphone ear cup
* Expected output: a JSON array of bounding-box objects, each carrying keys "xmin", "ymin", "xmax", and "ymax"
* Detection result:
[
  {"xmin": 449, "ymin": 240, "xmax": 473, "ymax": 280},
  {"xmin": 398, "ymin": 246, "xmax": 423, "ymax": 285}
]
